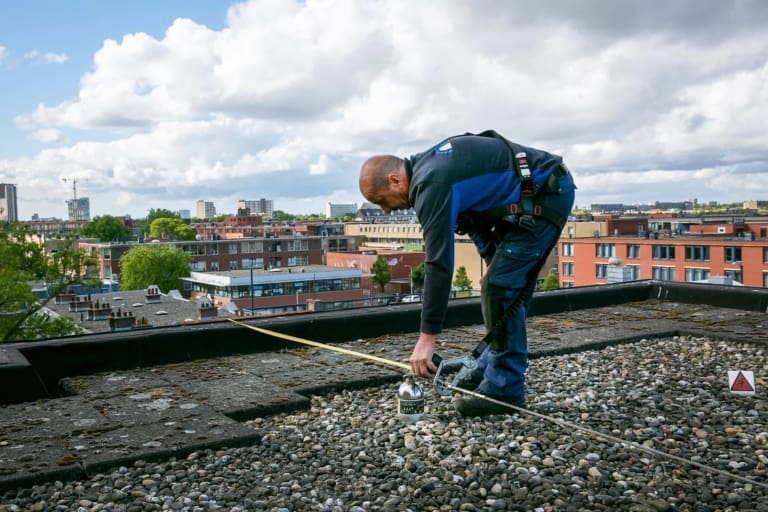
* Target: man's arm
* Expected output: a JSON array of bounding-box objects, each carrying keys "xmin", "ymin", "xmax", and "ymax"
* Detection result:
[
  {"xmin": 410, "ymin": 332, "xmax": 438, "ymax": 377},
  {"xmin": 409, "ymin": 178, "xmax": 456, "ymax": 378}
]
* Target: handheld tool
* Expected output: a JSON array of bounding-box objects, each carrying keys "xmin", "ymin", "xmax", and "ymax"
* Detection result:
[{"xmin": 430, "ymin": 340, "xmax": 487, "ymax": 396}]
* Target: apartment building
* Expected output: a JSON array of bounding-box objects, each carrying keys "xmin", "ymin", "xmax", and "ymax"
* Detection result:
[
  {"xmin": 182, "ymin": 264, "xmax": 363, "ymax": 315},
  {"xmin": 325, "ymin": 202, "xmax": 358, "ymax": 219},
  {"xmin": 23, "ymin": 217, "xmax": 85, "ymax": 235},
  {"xmin": 0, "ymin": 183, "xmax": 18, "ymax": 223},
  {"xmin": 237, "ymin": 198, "xmax": 274, "ymax": 217},
  {"xmin": 79, "ymin": 233, "xmax": 363, "ymax": 283},
  {"xmin": 196, "ymin": 200, "xmax": 216, "ymax": 220},
  {"xmin": 326, "ymin": 250, "xmax": 426, "ymax": 296},
  {"xmin": 189, "ymin": 218, "xmax": 350, "ymax": 243},
  {"xmin": 558, "ymin": 224, "xmax": 768, "ymax": 288},
  {"xmin": 345, "ymin": 221, "xmax": 562, "ymax": 291},
  {"xmin": 66, "ymin": 197, "xmax": 90, "ymax": 221}
]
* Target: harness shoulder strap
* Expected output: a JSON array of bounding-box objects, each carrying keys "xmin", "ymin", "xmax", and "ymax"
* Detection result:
[{"xmin": 467, "ymin": 130, "xmax": 559, "ymax": 230}]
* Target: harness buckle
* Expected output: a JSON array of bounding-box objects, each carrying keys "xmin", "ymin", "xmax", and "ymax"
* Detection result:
[{"xmin": 518, "ymin": 214, "xmax": 536, "ymax": 230}]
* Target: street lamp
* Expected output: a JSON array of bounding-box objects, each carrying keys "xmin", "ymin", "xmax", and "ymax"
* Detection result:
[{"xmin": 404, "ymin": 264, "xmax": 413, "ymax": 295}]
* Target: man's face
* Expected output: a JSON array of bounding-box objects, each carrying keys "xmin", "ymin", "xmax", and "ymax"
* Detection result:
[{"xmin": 361, "ymin": 174, "xmax": 411, "ymax": 213}]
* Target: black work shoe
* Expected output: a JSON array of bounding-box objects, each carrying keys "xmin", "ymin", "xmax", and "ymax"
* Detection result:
[
  {"xmin": 454, "ymin": 394, "xmax": 526, "ymax": 417},
  {"xmin": 455, "ymin": 374, "xmax": 483, "ymax": 390}
]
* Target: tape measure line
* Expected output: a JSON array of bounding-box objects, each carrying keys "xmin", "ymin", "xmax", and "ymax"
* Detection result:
[
  {"xmin": 228, "ymin": 318, "xmax": 410, "ymax": 370},
  {"xmin": 228, "ymin": 318, "xmax": 768, "ymax": 492}
]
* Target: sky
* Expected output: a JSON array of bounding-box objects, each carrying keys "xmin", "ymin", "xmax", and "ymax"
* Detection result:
[{"xmin": 1, "ymin": 0, "xmax": 767, "ymax": 221}]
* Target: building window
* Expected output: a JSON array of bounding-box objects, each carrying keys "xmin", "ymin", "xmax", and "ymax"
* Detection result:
[
  {"xmin": 652, "ymin": 266, "xmax": 675, "ymax": 280},
  {"xmin": 596, "ymin": 263, "xmax": 608, "ymax": 278},
  {"xmin": 765, "ymin": 247, "xmax": 768, "ymax": 264},
  {"xmin": 228, "ymin": 243, "xmax": 239, "ymax": 254},
  {"xmin": 242, "ymin": 241, "xmax": 263, "ymax": 253},
  {"xmin": 562, "ymin": 281, "xmax": 574, "ymax": 288},
  {"xmin": 229, "ymin": 259, "xmax": 238, "ymax": 270},
  {"xmin": 764, "ymin": 272, "xmax": 768, "ymax": 288},
  {"xmin": 724, "ymin": 269, "xmax": 743, "ymax": 283},
  {"xmin": 288, "ymin": 255, "xmax": 309, "ymax": 266},
  {"xmin": 652, "ymin": 245, "xmax": 676, "ymax": 260},
  {"xmin": 596, "ymin": 244, "xmax": 616, "ymax": 258},
  {"xmin": 191, "ymin": 261, "xmax": 206, "ymax": 271},
  {"xmin": 102, "ymin": 248, "xmax": 112, "ymax": 260},
  {"xmin": 206, "ymin": 244, "xmax": 219, "ymax": 255},
  {"xmin": 288, "ymin": 239, "xmax": 309, "ymax": 251},
  {"xmin": 724, "ymin": 246, "xmax": 742, "ymax": 263},
  {"xmin": 685, "ymin": 246, "xmax": 710, "ymax": 262},
  {"xmin": 685, "ymin": 268, "xmax": 710, "ymax": 282},
  {"xmin": 242, "ymin": 257, "xmax": 263, "ymax": 269},
  {"xmin": 627, "ymin": 244, "xmax": 640, "ymax": 259},
  {"xmin": 562, "ymin": 262, "xmax": 574, "ymax": 277},
  {"xmin": 210, "ymin": 261, "xmax": 220, "ymax": 271},
  {"xmin": 627, "ymin": 265, "xmax": 640, "ymax": 280},
  {"xmin": 562, "ymin": 243, "xmax": 574, "ymax": 257},
  {"xmin": 184, "ymin": 243, "xmax": 205, "ymax": 256}
]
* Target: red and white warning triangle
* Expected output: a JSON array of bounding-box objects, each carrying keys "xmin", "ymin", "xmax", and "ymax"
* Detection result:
[{"xmin": 728, "ymin": 370, "xmax": 755, "ymax": 396}]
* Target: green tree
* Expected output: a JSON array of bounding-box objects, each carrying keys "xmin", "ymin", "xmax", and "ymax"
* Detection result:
[
  {"xmin": 411, "ymin": 262, "xmax": 425, "ymax": 292},
  {"xmin": 79, "ymin": 215, "xmax": 132, "ymax": 242},
  {"xmin": 1, "ymin": 223, "xmax": 94, "ymax": 341},
  {"xmin": 119, "ymin": 245, "xmax": 191, "ymax": 292},
  {"xmin": 539, "ymin": 272, "xmax": 560, "ymax": 291},
  {"xmin": 271, "ymin": 210, "xmax": 296, "ymax": 221},
  {"xmin": 453, "ymin": 266, "xmax": 473, "ymax": 290},
  {"xmin": 371, "ymin": 255, "xmax": 392, "ymax": 293},
  {"xmin": 149, "ymin": 217, "xmax": 196, "ymax": 241},
  {"xmin": 139, "ymin": 208, "xmax": 180, "ymax": 238}
]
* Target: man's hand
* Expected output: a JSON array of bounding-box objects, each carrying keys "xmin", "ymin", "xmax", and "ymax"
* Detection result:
[{"xmin": 410, "ymin": 332, "xmax": 438, "ymax": 378}]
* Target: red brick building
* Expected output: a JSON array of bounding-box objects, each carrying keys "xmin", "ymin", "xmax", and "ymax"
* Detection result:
[
  {"xmin": 326, "ymin": 250, "xmax": 426, "ymax": 296},
  {"xmin": 80, "ymin": 233, "xmax": 363, "ymax": 283},
  {"xmin": 558, "ymin": 230, "xmax": 767, "ymax": 288}
]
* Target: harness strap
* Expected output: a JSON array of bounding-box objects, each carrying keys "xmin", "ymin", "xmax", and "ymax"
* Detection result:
[{"xmin": 471, "ymin": 129, "xmax": 567, "ymax": 231}]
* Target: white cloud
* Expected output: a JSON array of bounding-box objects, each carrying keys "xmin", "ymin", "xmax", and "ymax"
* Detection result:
[
  {"xmin": 29, "ymin": 128, "xmax": 63, "ymax": 144},
  {"xmin": 43, "ymin": 52, "xmax": 68, "ymax": 64},
  {"xmin": 6, "ymin": 0, "xmax": 768, "ymax": 219},
  {"xmin": 0, "ymin": 46, "xmax": 7, "ymax": 63},
  {"xmin": 22, "ymin": 49, "xmax": 68, "ymax": 64}
]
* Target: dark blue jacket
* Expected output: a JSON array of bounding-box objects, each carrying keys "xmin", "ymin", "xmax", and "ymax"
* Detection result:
[{"xmin": 404, "ymin": 133, "xmax": 570, "ymax": 334}]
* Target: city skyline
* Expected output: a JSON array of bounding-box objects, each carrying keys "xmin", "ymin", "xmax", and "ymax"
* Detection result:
[{"xmin": 1, "ymin": 0, "xmax": 768, "ymax": 220}]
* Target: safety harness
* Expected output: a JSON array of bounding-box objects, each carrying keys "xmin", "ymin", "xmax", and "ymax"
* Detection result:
[
  {"xmin": 474, "ymin": 129, "xmax": 568, "ymax": 231},
  {"xmin": 454, "ymin": 130, "xmax": 571, "ymax": 351}
]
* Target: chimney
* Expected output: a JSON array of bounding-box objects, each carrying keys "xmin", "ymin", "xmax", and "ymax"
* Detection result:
[
  {"xmin": 145, "ymin": 285, "xmax": 162, "ymax": 304},
  {"xmin": 197, "ymin": 296, "xmax": 218, "ymax": 320}
]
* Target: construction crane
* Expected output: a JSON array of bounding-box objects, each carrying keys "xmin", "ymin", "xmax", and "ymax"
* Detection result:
[
  {"xmin": 62, "ymin": 177, "xmax": 78, "ymax": 201},
  {"xmin": 62, "ymin": 178, "xmax": 86, "ymax": 220}
]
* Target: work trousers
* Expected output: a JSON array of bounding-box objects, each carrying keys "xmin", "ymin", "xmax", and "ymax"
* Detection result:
[{"xmin": 473, "ymin": 178, "xmax": 575, "ymax": 401}]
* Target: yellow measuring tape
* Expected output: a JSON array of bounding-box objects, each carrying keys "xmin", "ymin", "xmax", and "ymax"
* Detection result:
[{"xmin": 227, "ymin": 318, "xmax": 410, "ymax": 370}]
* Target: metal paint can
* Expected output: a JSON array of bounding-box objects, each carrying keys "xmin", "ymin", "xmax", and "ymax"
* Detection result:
[{"xmin": 397, "ymin": 373, "xmax": 424, "ymax": 423}]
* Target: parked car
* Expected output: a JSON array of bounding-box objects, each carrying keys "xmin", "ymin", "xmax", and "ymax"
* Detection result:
[{"xmin": 401, "ymin": 294, "xmax": 422, "ymax": 303}]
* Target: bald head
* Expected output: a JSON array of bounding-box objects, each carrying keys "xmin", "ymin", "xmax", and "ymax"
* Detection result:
[{"xmin": 359, "ymin": 155, "xmax": 411, "ymax": 213}]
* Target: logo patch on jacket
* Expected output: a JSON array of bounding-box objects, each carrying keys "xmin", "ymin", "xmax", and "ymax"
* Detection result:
[{"xmin": 434, "ymin": 142, "xmax": 453, "ymax": 155}]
